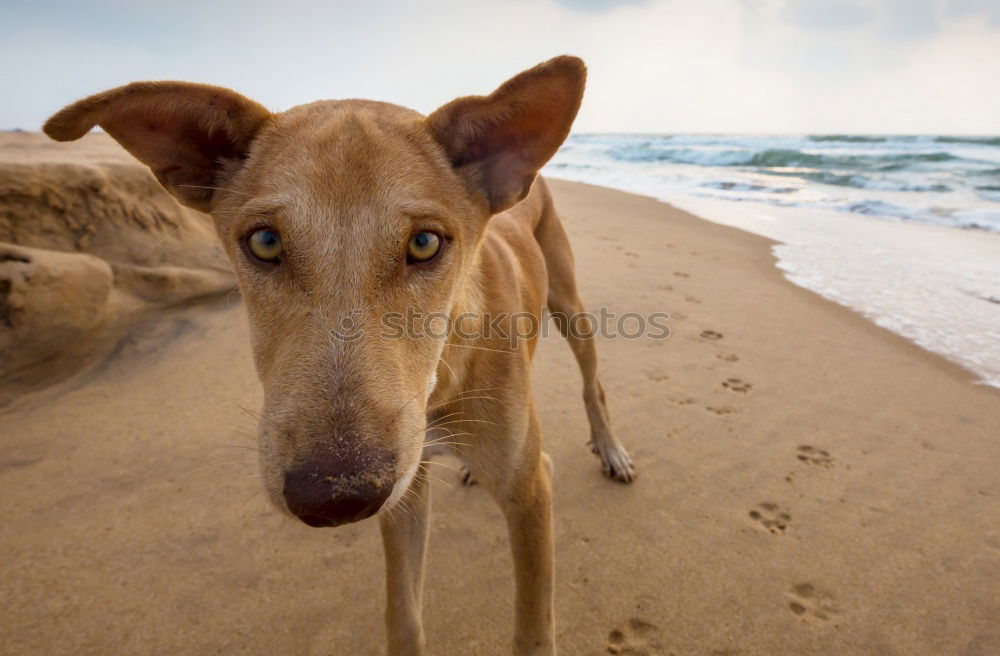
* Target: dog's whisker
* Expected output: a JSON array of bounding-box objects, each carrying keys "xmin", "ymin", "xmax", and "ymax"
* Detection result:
[
  {"xmin": 208, "ymin": 483, "xmax": 263, "ymax": 509},
  {"xmin": 435, "ymin": 354, "xmax": 460, "ymax": 388},
  {"xmin": 384, "ymin": 494, "xmax": 409, "ymax": 524},
  {"xmin": 432, "ymin": 358, "xmax": 494, "ymax": 403},
  {"xmin": 422, "ymin": 430, "xmax": 475, "ymax": 445},
  {"xmin": 205, "ymin": 459, "xmax": 258, "ymax": 466},
  {"xmin": 425, "ymin": 411, "xmax": 465, "ymax": 430},
  {"xmin": 226, "ymin": 423, "xmax": 259, "ymax": 438},
  {"xmin": 396, "ymin": 502, "xmax": 417, "ymax": 524},
  {"xmin": 389, "ymin": 388, "xmax": 425, "ymax": 426},
  {"xmin": 177, "ymin": 183, "xmax": 255, "ymax": 198},
  {"xmin": 444, "ymin": 342, "xmax": 518, "ymax": 355},
  {"xmin": 430, "ymin": 418, "xmax": 502, "ymax": 430},
  {"xmin": 389, "ymin": 489, "xmax": 418, "ymax": 523},
  {"xmin": 452, "ymin": 385, "xmax": 502, "ymax": 397},
  {"xmin": 210, "ymin": 444, "xmax": 263, "ymax": 453},
  {"xmin": 408, "ymin": 414, "xmax": 470, "ymax": 439},
  {"xmin": 240, "ymin": 491, "xmax": 268, "ymax": 529},
  {"xmin": 430, "ymin": 385, "xmax": 502, "ymax": 404},
  {"xmin": 192, "ymin": 459, "xmax": 259, "ymax": 473},
  {"xmin": 221, "ymin": 452, "xmax": 260, "ymax": 460},
  {"xmin": 419, "ymin": 469, "xmax": 455, "ymax": 492},
  {"xmin": 419, "ymin": 459, "xmax": 463, "ymax": 475},
  {"xmin": 226, "ymin": 429, "xmax": 260, "ymax": 444},
  {"xmin": 424, "ymin": 425, "xmax": 477, "ymax": 440},
  {"xmin": 238, "ymin": 486, "xmax": 263, "ymax": 509},
  {"xmin": 418, "ymin": 428, "xmax": 475, "ymax": 445},
  {"xmin": 427, "ymin": 395, "xmax": 502, "ymax": 411},
  {"xmin": 234, "ymin": 404, "xmax": 281, "ymax": 430},
  {"xmin": 422, "ymin": 439, "xmax": 473, "ymax": 450},
  {"xmin": 234, "ymin": 403, "xmax": 262, "ymax": 417}
]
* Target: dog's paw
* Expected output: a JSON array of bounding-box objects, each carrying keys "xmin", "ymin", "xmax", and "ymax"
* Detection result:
[
  {"xmin": 590, "ymin": 439, "xmax": 635, "ymax": 483},
  {"xmin": 459, "ymin": 464, "xmax": 478, "ymax": 486}
]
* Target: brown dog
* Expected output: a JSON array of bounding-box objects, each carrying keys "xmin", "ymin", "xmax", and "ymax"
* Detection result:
[{"xmin": 45, "ymin": 56, "xmax": 633, "ymax": 655}]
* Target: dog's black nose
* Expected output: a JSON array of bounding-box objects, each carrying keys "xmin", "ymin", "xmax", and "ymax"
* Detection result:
[{"xmin": 282, "ymin": 452, "xmax": 395, "ymax": 528}]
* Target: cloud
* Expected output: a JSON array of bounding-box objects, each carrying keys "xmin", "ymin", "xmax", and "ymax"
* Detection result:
[
  {"xmin": 552, "ymin": 0, "xmax": 650, "ymax": 11},
  {"xmin": 2, "ymin": 0, "xmax": 998, "ymax": 133},
  {"xmin": 783, "ymin": 0, "xmax": 874, "ymax": 30}
]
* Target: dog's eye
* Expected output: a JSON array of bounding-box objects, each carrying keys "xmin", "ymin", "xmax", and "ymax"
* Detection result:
[
  {"xmin": 407, "ymin": 232, "xmax": 441, "ymax": 263},
  {"xmin": 247, "ymin": 229, "xmax": 283, "ymax": 263}
]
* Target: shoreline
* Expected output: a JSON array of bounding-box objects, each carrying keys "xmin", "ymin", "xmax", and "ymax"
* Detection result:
[
  {"xmin": 548, "ymin": 178, "xmax": 992, "ymax": 390},
  {"xmin": 2, "ymin": 178, "xmax": 998, "ymax": 655},
  {"xmin": 546, "ymin": 175, "xmax": 1000, "ymax": 389}
]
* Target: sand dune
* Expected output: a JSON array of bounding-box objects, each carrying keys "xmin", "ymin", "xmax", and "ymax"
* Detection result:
[{"xmin": 0, "ymin": 140, "xmax": 998, "ymax": 655}]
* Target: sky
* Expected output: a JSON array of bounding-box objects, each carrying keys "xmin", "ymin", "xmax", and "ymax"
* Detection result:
[{"xmin": 2, "ymin": 0, "xmax": 999, "ymax": 134}]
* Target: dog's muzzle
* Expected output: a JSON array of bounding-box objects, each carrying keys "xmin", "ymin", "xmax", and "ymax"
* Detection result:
[{"xmin": 282, "ymin": 448, "xmax": 395, "ymax": 527}]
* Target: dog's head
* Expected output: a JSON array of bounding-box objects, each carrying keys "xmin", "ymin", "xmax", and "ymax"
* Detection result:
[{"xmin": 45, "ymin": 57, "xmax": 584, "ymax": 527}]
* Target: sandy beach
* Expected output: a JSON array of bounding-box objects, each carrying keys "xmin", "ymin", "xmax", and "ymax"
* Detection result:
[{"xmin": 1, "ymin": 137, "xmax": 998, "ymax": 655}]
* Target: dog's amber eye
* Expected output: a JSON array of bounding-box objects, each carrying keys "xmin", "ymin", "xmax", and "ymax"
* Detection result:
[
  {"xmin": 247, "ymin": 229, "xmax": 282, "ymax": 263},
  {"xmin": 407, "ymin": 232, "xmax": 440, "ymax": 263}
]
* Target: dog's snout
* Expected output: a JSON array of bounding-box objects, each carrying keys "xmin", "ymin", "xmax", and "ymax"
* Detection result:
[{"xmin": 282, "ymin": 449, "xmax": 395, "ymax": 528}]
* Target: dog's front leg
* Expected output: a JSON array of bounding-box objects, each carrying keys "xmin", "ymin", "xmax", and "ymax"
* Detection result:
[
  {"xmin": 379, "ymin": 468, "xmax": 430, "ymax": 656},
  {"xmin": 500, "ymin": 417, "xmax": 555, "ymax": 655}
]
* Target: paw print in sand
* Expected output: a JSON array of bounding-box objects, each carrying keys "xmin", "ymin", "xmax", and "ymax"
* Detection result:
[
  {"xmin": 797, "ymin": 445, "xmax": 833, "ymax": 468},
  {"xmin": 722, "ymin": 378, "xmax": 752, "ymax": 393},
  {"xmin": 607, "ymin": 618, "xmax": 662, "ymax": 655},
  {"xmin": 706, "ymin": 405, "xmax": 737, "ymax": 415},
  {"xmin": 786, "ymin": 583, "xmax": 839, "ymax": 622},
  {"xmin": 749, "ymin": 502, "xmax": 791, "ymax": 534}
]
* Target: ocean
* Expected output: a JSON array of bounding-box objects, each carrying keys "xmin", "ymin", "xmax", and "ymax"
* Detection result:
[{"xmin": 544, "ymin": 134, "xmax": 1000, "ymax": 388}]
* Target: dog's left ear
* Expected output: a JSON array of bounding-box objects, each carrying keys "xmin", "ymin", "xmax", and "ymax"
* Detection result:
[{"xmin": 427, "ymin": 55, "xmax": 586, "ymax": 214}]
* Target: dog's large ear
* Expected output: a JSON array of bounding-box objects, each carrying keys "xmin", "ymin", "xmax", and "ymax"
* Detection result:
[
  {"xmin": 44, "ymin": 82, "xmax": 272, "ymax": 212},
  {"xmin": 427, "ymin": 56, "xmax": 586, "ymax": 215}
]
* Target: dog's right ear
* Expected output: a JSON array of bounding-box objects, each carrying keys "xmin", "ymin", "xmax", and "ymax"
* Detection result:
[
  {"xmin": 427, "ymin": 56, "xmax": 586, "ymax": 215},
  {"xmin": 44, "ymin": 82, "xmax": 272, "ymax": 212}
]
